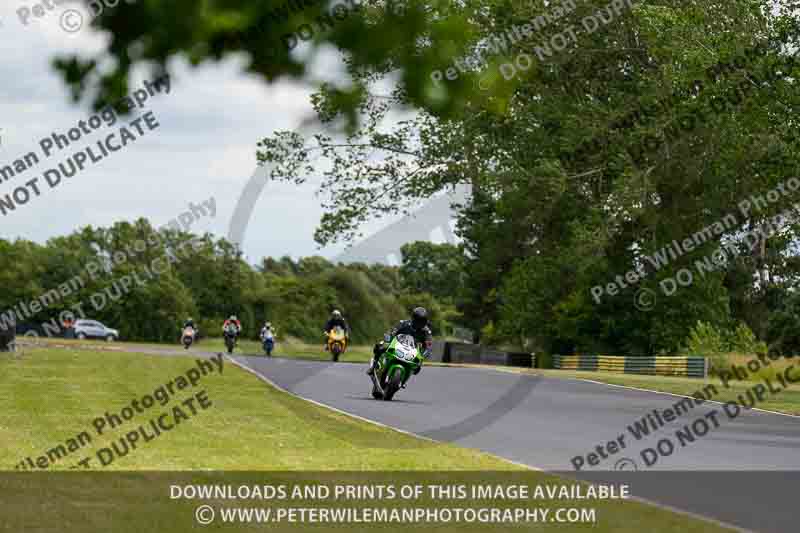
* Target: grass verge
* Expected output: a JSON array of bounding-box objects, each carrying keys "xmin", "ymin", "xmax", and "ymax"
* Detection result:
[{"xmin": 19, "ymin": 336, "xmax": 374, "ymax": 363}]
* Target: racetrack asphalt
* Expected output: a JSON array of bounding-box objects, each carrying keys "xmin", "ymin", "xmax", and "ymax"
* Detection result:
[{"xmin": 232, "ymin": 354, "xmax": 800, "ymax": 533}]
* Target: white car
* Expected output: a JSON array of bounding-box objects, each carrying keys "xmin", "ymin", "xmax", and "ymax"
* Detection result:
[{"xmin": 73, "ymin": 319, "xmax": 119, "ymax": 342}]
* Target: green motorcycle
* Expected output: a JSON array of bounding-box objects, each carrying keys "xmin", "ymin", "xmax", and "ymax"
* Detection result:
[{"xmin": 370, "ymin": 334, "xmax": 423, "ymax": 401}]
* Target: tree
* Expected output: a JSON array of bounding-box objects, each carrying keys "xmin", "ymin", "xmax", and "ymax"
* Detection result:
[
  {"xmin": 0, "ymin": 222, "xmax": 417, "ymax": 344},
  {"xmin": 399, "ymin": 241, "xmax": 465, "ymax": 299},
  {"xmin": 54, "ymin": 0, "xmax": 485, "ymax": 121},
  {"xmin": 766, "ymin": 290, "xmax": 800, "ymax": 356}
]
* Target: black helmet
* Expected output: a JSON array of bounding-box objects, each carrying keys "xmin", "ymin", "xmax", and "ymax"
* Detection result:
[{"xmin": 411, "ymin": 307, "xmax": 428, "ymax": 328}]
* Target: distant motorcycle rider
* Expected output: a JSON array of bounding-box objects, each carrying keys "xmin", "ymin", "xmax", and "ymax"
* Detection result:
[
  {"xmin": 260, "ymin": 321, "xmax": 276, "ymax": 340},
  {"xmin": 183, "ymin": 317, "xmax": 195, "ymax": 329},
  {"xmin": 324, "ymin": 310, "xmax": 350, "ymax": 350},
  {"xmin": 367, "ymin": 307, "xmax": 433, "ymax": 375},
  {"xmin": 223, "ymin": 315, "xmax": 242, "ymax": 336},
  {"xmin": 182, "ymin": 317, "xmax": 199, "ymax": 340},
  {"xmin": 260, "ymin": 321, "xmax": 276, "ymax": 355}
]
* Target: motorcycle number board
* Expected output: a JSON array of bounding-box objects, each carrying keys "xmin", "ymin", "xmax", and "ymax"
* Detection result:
[{"xmin": 394, "ymin": 335, "xmax": 417, "ymax": 361}]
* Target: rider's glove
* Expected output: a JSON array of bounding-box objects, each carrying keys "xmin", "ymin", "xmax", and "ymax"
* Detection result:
[{"xmin": 383, "ymin": 334, "xmax": 392, "ymax": 343}]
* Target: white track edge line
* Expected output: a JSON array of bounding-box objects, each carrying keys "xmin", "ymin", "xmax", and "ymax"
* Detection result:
[{"xmin": 225, "ymin": 355, "xmax": 750, "ymax": 533}]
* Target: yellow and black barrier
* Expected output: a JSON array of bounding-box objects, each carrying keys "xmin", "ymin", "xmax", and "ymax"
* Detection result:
[{"xmin": 553, "ymin": 355, "xmax": 708, "ymax": 378}]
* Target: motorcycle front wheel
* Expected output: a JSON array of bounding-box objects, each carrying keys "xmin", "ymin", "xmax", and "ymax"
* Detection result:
[{"xmin": 383, "ymin": 368, "xmax": 404, "ymax": 401}]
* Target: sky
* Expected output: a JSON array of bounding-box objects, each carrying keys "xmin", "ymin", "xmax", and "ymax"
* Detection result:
[{"xmin": 0, "ymin": 0, "xmax": 440, "ymax": 264}]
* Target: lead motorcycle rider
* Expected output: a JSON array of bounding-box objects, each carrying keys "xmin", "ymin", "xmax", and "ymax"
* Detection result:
[{"xmin": 367, "ymin": 307, "xmax": 433, "ymax": 376}]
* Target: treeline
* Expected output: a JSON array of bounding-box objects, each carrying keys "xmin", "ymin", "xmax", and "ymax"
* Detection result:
[
  {"xmin": 259, "ymin": 0, "xmax": 800, "ymax": 357},
  {"xmin": 0, "ymin": 220, "xmax": 459, "ymax": 344}
]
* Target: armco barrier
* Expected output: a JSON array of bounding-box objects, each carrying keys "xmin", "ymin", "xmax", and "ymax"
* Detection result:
[
  {"xmin": 480, "ymin": 349, "xmax": 534, "ymax": 368},
  {"xmin": 480, "ymin": 348, "xmax": 513, "ymax": 366},
  {"xmin": 553, "ymin": 355, "xmax": 708, "ymax": 378},
  {"xmin": 448, "ymin": 343, "xmax": 482, "ymax": 364},
  {"xmin": 429, "ymin": 340, "xmax": 447, "ymax": 362},
  {"xmin": 429, "ymin": 342, "xmax": 534, "ymax": 368}
]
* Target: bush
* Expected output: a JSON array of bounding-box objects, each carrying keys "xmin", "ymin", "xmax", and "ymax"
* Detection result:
[
  {"xmin": 536, "ymin": 352, "xmax": 554, "ymax": 369},
  {"xmin": 682, "ymin": 321, "xmax": 729, "ymax": 373},
  {"xmin": 479, "ymin": 321, "xmax": 499, "ymax": 346},
  {"xmin": 681, "ymin": 321, "xmax": 767, "ymax": 375},
  {"xmin": 727, "ymin": 322, "xmax": 767, "ymax": 356}
]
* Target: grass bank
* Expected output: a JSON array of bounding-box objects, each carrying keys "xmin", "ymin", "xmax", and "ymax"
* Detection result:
[{"xmin": 19, "ymin": 336, "xmax": 374, "ymax": 363}]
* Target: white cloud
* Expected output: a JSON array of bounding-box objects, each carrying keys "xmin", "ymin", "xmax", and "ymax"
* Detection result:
[{"xmin": 0, "ymin": 1, "xmax": 340, "ymax": 261}]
